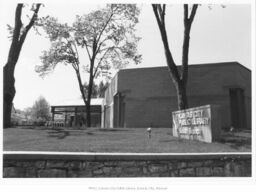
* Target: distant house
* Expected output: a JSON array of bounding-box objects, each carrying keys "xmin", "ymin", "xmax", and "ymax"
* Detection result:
[
  {"xmin": 104, "ymin": 62, "xmax": 251, "ymax": 130},
  {"xmin": 51, "ymin": 98, "xmax": 104, "ymax": 127}
]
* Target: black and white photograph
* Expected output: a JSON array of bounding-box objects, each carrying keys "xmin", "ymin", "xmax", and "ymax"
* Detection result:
[{"xmin": 0, "ymin": 0, "xmax": 255, "ymax": 190}]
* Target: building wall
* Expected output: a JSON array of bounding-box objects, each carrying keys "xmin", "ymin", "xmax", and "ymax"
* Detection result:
[
  {"xmin": 105, "ymin": 62, "xmax": 251, "ymax": 129},
  {"xmin": 104, "ymin": 73, "xmax": 118, "ymax": 128}
]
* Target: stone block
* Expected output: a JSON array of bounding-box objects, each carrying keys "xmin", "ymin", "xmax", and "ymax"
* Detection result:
[
  {"xmin": 224, "ymin": 162, "xmax": 236, "ymax": 177},
  {"xmin": 168, "ymin": 162, "xmax": 178, "ymax": 170},
  {"xmin": 212, "ymin": 167, "xmax": 224, "ymax": 176},
  {"xmin": 66, "ymin": 161, "xmax": 83, "ymax": 169},
  {"xmin": 148, "ymin": 164, "xmax": 168, "ymax": 173},
  {"xmin": 104, "ymin": 162, "xmax": 117, "ymax": 166},
  {"xmin": 232, "ymin": 164, "xmax": 246, "ymax": 176},
  {"xmin": 159, "ymin": 172, "xmax": 169, "ymax": 177},
  {"xmin": 87, "ymin": 162, "xmax": 104, "ymax": 169},
  {"xmin": 135, "ymin": 161, "xmax": 148, "ymax": 167},
  {"xmin": 3, "ymin": 160, "xmax": 17, "ymax": 167},
  {"xmin": 239, "ymin": 161, "xmax": 251, "ymax": 176},
  {"xmin": 67, "ymin": 170, "xmax": 92, "ymax": 177},
  {"xmin": 38, "ymin": 169, "xmax": 66, "ymax": 177},
  {"xmin": 143, "ymin": 167, "xmax": 148, "ymax": 174},
  {"xmin": 25, "ymin": 167, "xmax": 37, "ymax": 178},
  {"xmin": 103, "ymin": 167, "xmax": 113, "ymax": 174},
  {"xmin": 203, "ymin": 160, "xmax": 214, "ymax": 166},
  {"xmin": 35, "ymin": 161, "xmax": 46, "ymax": 169},
  {"xmin": 169, "ymin": 170, "xmax": 179, "ymax": 177},
  {"xmin": 112, "ymin": 167, "xmax": 122, "ymax": 176},
  {"xmin": 187, "ymin": 161, "xmax": 204, "ymax": 168},
  {"xmin": 46, "ymin": 161, "xmax": 65, "ymax": 168},
  {"xmin": 211, "ymin": 160, "xmax": 225, "ymax": 167},
  {"xmin": 118, "ymin": 161, "xmax": 136, "ymax": 167},
  {"xmin": 3, "ymin": 167, "xmax": 25, "ymax": 178},
  {"xmin": 179, "ymin": 168, "xmax": 195, "ymax": 177},
  {"xmin": 196, "ymin": 167, "xmax": 212, "ymax": 176},
  {"xmin": 123, "ymin": 167, "xmax": 141, "ymax": 174},
  {"xmin": 93, "ymin": 169, "xmax": 104, "ymax": 175},
  {"xmin": 17, "ymin": 161, "xmax": 35, "ymax": 167},
  {"xmin": 177, "ymin": 162, "xmax": 187, "ymax": 169}
]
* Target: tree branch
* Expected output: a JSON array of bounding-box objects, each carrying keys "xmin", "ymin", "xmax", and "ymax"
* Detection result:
[
  {"xmin": 181, "ymin": 4, "xmax": 198, "ymax": 84},
  {"xmin": 184, "ymin": 4, "xmax": 188, "ymax": 20},
  {"xmin": 7, "ymin": 4, "xmax": 23, "ymax": 63},
  {"xmin": 95, "ymin": 36, "xmax": 111, "ymax": 55},
  {"xmin": 95, "ymin": 12, "xmax": 113, "ymax": 46},
  {"xmin": 188, "ymin": 4, "xmax": 198, "ymax": 24},
  {"xmin": 162, "ymin": 5, "xmax": 166, "ymax": 25},
  {"xmin": 93, "ymin": 49, "xmax": 110, "ymax": 78},
  {"xmin": 152, "ymin": 4, "xmax": 162, "ymax": 29},
  {"xmin": 83, "ymin": 38, "xmax": 92, "ymax": 60},
  {"xmin": 19, "ymin": 4, "xmax": 41, "ymax": 46}
]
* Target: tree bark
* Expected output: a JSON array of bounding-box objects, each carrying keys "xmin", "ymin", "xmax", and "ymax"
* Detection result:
[
  {"xmin": 3, "ymin": 4, "xmax": 41, "ymax": 128},
  {"xmin": 152, "ymin": 4, "xmax": 198, "ymax": 111},
  {"xmin": 3, "ymin": 63, "xmax": 16, "ymax": 128},
  {"xmin": 176, "ymin": 82, "xmax": 188, "ymax": 110},
  {"xmin": 86, "ymin": 59, "xmax": 95, "ymax": 127},
  {"xmin": 3, "ymin": 4, "xmax": 23, "ymax": 128}
]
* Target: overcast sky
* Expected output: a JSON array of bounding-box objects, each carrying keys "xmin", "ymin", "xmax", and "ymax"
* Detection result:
[{"xmin": 0, "ymin": 1, "xmax": 252, "ymax": 110}]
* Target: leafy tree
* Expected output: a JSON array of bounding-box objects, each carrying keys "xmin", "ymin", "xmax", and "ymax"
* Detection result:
[
  {"xmin": 83, "ymin": 81, "xmax": 109, "ymax": 98},
  {"xmin": 31, "ymin": 96, "xmax": 51, "ymax": 122},
  {"xmin": 98, "ymin": 81, "xmax": 109, "ymax": 98},
  {"xmin": 3, "ymin": 4, "xmax": 41, "ymax": 128},
  {"xmin": 24, "ymin": 107, "xmax": 33, "ymax": 120},
  {"xmin": 36, "ymin": 4, "xmax": 141, "ymax": 127},
  {"xmin": 152, "ymin": 4, "xmax": 198, "ymax": 110}
]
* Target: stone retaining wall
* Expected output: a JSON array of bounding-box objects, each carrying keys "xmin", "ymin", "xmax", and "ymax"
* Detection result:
[{"xmin": 3, "ymin": 154, "xmax": 251, "ymax": 177}]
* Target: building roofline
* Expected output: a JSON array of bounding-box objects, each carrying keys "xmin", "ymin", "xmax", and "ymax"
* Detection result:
[{"xmin": 118, "ymin": 61, "xmax": 251, "ymax": 73}]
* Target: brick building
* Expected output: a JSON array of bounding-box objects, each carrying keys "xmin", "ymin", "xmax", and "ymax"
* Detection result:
[{"xmin": 103, "ymin": 62, "xmax": 251, "ymax": 130}]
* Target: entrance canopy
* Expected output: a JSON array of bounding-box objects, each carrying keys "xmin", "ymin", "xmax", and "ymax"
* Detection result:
[{"xmin": 51, "ymin": 98, "xmax": 104, "ymax": 127}]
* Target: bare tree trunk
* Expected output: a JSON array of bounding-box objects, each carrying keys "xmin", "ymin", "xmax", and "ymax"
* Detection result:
[
  {"xmin": 3, "ymin": 4, "xmax": 41, "ymax": 128},
  {"xmin": 176, "ymin": 82, "xmax": 188, "ymax": 110},
  {"xmin": 86, "ymin": 92, "xmax": 91, "ymax": 127},
  {"xmin": 86, "ymin": 60, "xmax": 95, "ymax": 127},
  {"xmin": 3, "ymin": 64, "xmax": 16, "ymax": 128},
  {"xmin": 152, "ymin": 4, "xmax": 198, "ymax": 111}
]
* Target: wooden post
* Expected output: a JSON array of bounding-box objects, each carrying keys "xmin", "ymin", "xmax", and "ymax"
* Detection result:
[
  {"xmin": 74, "ymin": 107, "xmax": 77, "ymax": 126},
  {"xmin": 51, "ymin": 107, "xmax": 55, "ymax": 121},
  {"xmin": 64, "ymin": 111, "xmax": 67, "ymax": 127}
]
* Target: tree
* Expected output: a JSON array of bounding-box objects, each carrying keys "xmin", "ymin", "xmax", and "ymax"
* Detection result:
[
  {"xmin": 36, "ymin": 4, "xmax": 141, "ymax": 127},
  {"xmin": 24, "ymin": 107, "xmax": 33, "ymax": 121},
  {"xmin": 3, "ymin": 4, "xmax": 41, "ymax": 128},
  {"xmin": 31, "ymin": 96, "xmax": 50, "ymax": 121},
  {"xmin": 98, "ymin": 81, "xmax": 109, "ymax": 98},
  {"xmin": 152, "ymin": 4, "xmax": 198, "ymax": 110},
  {"xmin": 83, "ymin": 81, "xmax": 109, "ymax": 98}
]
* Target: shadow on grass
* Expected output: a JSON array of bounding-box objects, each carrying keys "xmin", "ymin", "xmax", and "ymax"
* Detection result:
[
  {"xmin": 48, "ymin": 129, "xmax": 70, "ymax": 139},
  {"xmin": 159, "ymin": 138, "xmax": 180, "ymax": 143},
  {"xmin": 96, "ymin": 128, "xmax": 130, "ymax": 132},
  {"xmin": 218, "ymin": 136, "xmax": 251, "ymax": 150},
  {"xmin": 46, "ymin": 127, "xmax": 98, "ymax": 139},
  {"xmin": 20, "ymin": 126, "xmax": 54, "ymax": 131}
]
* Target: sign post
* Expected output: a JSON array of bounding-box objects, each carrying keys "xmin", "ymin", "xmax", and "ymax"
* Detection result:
[{"xmin": 172, "ymin": 105, "xmax": 221, "ymax": 143}]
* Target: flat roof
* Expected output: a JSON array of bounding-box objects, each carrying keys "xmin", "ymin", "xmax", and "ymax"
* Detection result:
[
  {"xmin": 51, "ymin": 98, "xmax": 104, "ymax": 107},
  {"xmin": 119, "ymin": 61, "xmax": 251, "ymax": 73}
]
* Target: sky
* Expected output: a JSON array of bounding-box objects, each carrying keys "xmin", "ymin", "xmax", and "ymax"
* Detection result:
[{"xmin": 0, "ymin": 1, "xmax": 252, "ymax": 110}]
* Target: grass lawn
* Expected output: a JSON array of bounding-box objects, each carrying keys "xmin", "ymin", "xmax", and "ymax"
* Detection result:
[{"xmin": 3, "ymin": 126, "xmax": 251, "ymax": 153}]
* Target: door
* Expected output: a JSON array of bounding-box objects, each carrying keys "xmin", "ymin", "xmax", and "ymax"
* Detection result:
[
  {"xmin": 113, "ymin": 93, "xmax": 125, "ymax": 128},
  {"xmin": 229, "ymin": 88, "xmax": 247, "ymax": 129}
]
